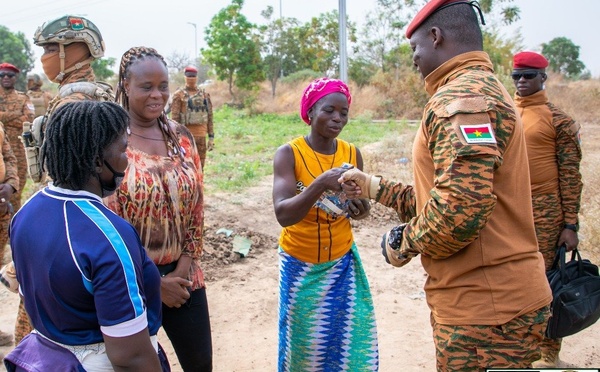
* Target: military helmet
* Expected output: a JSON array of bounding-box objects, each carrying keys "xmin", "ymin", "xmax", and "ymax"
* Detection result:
[
  {"xmin": 26, "ymin": 73, "xmax": 42, "ymax": 89},
  {"xmin": 33, "ymin": 15, "xmax": 105, "ymax": 59}
]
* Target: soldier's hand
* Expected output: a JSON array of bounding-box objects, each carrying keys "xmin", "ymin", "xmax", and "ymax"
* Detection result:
[
  {"xmin": 339, "ymin": 168, "xmax": 381, "ymax": 199},
  {"xmin": 207, "ymin": 138, "xmax": 214, "ymax": 151}
]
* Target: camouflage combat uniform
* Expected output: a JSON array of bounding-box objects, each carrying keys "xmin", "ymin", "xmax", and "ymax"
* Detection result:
[
  {"xmin": 0, "ymin": 87, "xmax": 34, "ymax": 242},
  {"xmin": 514, "ymin": 89, "xmax": 583, "ymax": 360},
  {"xmin": 375, "ymin": 52, "xmax": 552, "ymax": 370},
  {"xmin": 171, "ymin": 86, "xmax": 213, "ymax": 168},
  {"xmin": 13, "ymin": 65, "xmax": 113, "ymax": 344},
  {"xmin": 0, "ymin": 121, "xmax": 19, "ymax": 266},
  {"xmin": 26, "ymin": 88, "xmax": 53, "ymax": 118}
]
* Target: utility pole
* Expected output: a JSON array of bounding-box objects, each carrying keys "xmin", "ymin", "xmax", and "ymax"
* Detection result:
[
  {"xmin": 187, "ymin": 22, "xmax": 198, "ymax": 66},
  {"xmin": 338, "ymin": 0, "xmax": 348, "ymax": 82}
]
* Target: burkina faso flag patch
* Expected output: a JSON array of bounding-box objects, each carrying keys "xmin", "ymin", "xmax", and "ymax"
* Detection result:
[
  {"xmin": 460, "ymin": 123, "xmax": 497, "ymax": 144},
  {"xmin": 69, "ymin": 17, "xmax": 85, "ymax": 31}
]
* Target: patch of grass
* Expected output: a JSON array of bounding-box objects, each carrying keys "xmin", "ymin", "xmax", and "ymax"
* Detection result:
[{"xmin": 204, "ymin": 106, "xmax": 411, "ymax": 193}]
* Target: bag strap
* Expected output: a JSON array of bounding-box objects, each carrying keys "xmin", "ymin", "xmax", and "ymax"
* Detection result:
[{"xmin": 559, "ymin": 245, "xmax": 585, "ymax": 284}]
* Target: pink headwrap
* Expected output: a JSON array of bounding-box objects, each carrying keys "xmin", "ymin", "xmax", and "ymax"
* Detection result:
[{"xmin": 300, "ymin": 77, "xmax": 352, "ymax": 125}]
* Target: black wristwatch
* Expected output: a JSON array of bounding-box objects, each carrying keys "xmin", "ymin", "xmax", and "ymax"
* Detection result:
[
  {"xmin": 564, "ymin": 223, "xmax": 579, "ymax": 232},
  {"xmin": 388, "ymin": 224, "xmax": 406, "ymax": 251}
]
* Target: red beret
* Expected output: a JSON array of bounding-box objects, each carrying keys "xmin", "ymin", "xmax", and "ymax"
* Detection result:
[
  {"xmin": 184, "ymin": 66, "xmax": 198, "ymax": 73},
  {"xmin": 406, "ymin": 0, "xmax": 466, "ymax": 38},
  {"xmin": 513, "ymin": 51, "xmax": 548, "ymax": 69},
  {"xmin": 0, "ymin": 62, "xmax": 20, "ymax": 73}
]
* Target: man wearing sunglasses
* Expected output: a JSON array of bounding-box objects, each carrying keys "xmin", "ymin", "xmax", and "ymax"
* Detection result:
[{"xmin": 512, "ymin": 51, "xmax": 583, "ymax": 368}]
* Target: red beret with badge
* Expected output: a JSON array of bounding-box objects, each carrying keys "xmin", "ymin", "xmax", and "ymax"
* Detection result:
[
  {"xmin": 0, "ymin": 63, "xmax": 20, "ymax": 73},
  {"xmin": 513, "ymin": 51, "xmax": 549, "ymax": 69},
  {"xmin": 184, "ymin": 66, "xmax": 198, "ymax": 73}
]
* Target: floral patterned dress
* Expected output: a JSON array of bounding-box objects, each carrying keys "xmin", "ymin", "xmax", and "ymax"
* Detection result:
[{"xmin": 105, "ymin": 123, "xmax": 205, "ymax": 289}]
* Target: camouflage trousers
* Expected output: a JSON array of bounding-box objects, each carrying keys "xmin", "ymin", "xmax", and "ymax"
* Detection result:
[
  {"xmin": 194, "ymin": 135, "xmax": 207, "ymax": 169},
  {"xmin": 532, "ymin": 192, "xmax": 564, "ymax": 357},
  {"xmin": 14, "ymin": 297, "xmax": 32, "ymax": 344},
  {"xmin": 0, "ymin": 213, "xmax": 10, "ymax": 266},
  {"xmin": 431, "ymin": 306, "xmax": 550, "ymax": 371}
]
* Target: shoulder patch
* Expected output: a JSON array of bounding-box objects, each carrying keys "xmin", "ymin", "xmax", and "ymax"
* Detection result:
[{"xmin": 460, "ymin": 123, "xmax": 497, "ymax": 144}]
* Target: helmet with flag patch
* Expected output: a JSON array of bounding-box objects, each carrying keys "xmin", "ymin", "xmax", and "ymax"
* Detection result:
[{"xmin": 33, "ymin": 15, "xmax": 105, "ymax": 59}]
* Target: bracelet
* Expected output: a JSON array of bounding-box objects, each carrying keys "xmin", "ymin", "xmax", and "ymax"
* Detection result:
[{"xmin": 564, "ymin": 223, "xmax": 578, "ymax": 232}]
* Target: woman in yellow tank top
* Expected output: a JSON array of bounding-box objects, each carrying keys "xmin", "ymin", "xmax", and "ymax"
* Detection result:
[{"xmin": 272, "ymin": 77, "xmax": 379, "ymax": 371}]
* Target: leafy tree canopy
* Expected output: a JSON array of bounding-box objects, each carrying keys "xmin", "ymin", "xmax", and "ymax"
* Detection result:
[
  {"xmin": 542, "ymin": 37, "xmax": 586, "ymax": 78},
  {"xmin": 0, "ymin": 25, "xmax": 35, "ymax": 90}
]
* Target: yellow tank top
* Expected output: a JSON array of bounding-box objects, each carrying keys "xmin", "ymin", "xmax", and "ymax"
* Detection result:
[{"xmin": 278, "ymin": 136, "xmax": 357, "ymax": 263}]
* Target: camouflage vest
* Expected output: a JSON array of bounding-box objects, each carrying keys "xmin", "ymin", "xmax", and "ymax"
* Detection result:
[
  {"xmin": 186, "ymin": 90, "xmax": 209, "ymax": 125},
  {"xmin": 27, "ymin": 91, "xmax": 47, "ymax": 117}
]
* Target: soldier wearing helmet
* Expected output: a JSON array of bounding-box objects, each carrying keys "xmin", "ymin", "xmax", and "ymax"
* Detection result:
[
  {"xmin": 26, "ymin": 74, "xmax": 54, "ymax": 118},
  {"xmin": 23, "ymin": 15, "xmax": 114, "ymax": 183},
  {"xmin": 33, "ymin": 15, "xmax": 105, "ymax": 83},
  {"xmin": 8, "ymin": 15, "xmax": 115, "ymax": 346}
]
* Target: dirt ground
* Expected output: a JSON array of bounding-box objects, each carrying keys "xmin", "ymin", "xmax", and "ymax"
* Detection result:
[{"xmin": 1, "ymin": 139, "xmax": 600, "ymax": 371}]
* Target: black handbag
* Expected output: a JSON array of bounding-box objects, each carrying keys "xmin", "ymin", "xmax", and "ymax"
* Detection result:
[{"xmin": 545, "ymin": 245, "xmax": 600, "ymax": 338}]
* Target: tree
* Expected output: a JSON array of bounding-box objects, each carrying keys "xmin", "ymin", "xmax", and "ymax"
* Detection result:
[
  {"xmin": 91, "ymin": 57, "xmax": 116, "ymax": 81},
  {"xmin": 202, "ymin": 0, "xmax": 264, "ymax": 103},
  {"xmin": 166, "ymin": 51, "xmax": 194, "ymax": 72},
  {"xmin": 358, "ymin": 0, "xmax": 407, "ymax": 73},
  {"xmin": 542, "ymin": 37, "xmax": 586, "ymax": 78},
  {"xmin": 294, "ymin": 11, "xmax": 357, "ymax": 76},
  {"xmin": 259, "ymin": 6, "xmax": 303, "ymax": 97},
  {"xmin": 0, "ymin": 25, "xmax": 35, "ymax": 90}
]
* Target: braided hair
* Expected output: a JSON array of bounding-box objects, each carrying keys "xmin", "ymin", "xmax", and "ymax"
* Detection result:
[
  {"xmin": 41, "ymin": 101, "xmax": 129, "ymax": 190},
  {"xmin": 115, "ymin": 46, "xmax": 184, "ymax": 160}
]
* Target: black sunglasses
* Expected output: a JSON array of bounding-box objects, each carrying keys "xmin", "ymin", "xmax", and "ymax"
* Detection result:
[
  {"xmin": 511, "ymin": 72, "xmax": 543, "ymax": 80},
  {"xmin": 0, "ymin": 72, "xmax": 16, "ymax": 78}
]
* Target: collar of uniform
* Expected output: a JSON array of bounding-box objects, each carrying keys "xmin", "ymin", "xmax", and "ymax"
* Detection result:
[
  {"xmin": 424, "ymin": 51, "xmax": 493, "ymax": 96},
  {"xmin": 513, "ymin": 89, "xmax": 548, "ymax": 108}
]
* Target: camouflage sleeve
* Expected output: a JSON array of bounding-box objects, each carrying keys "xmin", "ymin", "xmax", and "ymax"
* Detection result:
[
  {"xmin": 552, "ymin": 106, "xmax": 583, "ymax": 224},
  {"xmin": 2, "ymin": 126, "xmax": 19, "ymax": 192},
  {"xmin": 400, "ymin": 99, "xmax": 503, "ymax": 259},
  {"xmin": 206, "ymin": 92, "xmax": 214, "ymax": 136},
  {"xmin": 170, "ymin": 90, "xmax": 185, "ymax": 125},
  {"xmin": 375, "ymin": 178, "xmax": 416, "ymax": 223}
]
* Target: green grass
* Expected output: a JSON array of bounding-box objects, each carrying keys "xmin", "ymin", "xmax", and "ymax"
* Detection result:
[{"xmin": 204, "ymin": 106, "xmax": 410, "ymax": 193}]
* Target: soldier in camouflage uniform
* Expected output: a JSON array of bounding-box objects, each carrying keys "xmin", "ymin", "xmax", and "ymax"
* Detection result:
[
  {"xmin": 4, "ymin": 15, "xmax": 114, "ymax": 345},
  {"xmin": 0, "ymin": 63, "xmax": 34, "ymax": 254},
  {"xmin": 512, "ymin": 51, "xmax": 583, "ymax": 368},
  {"xmin": 170, "ymin": 66, "xmax": 214, "ymax": 169},
  {"xmin": 0, "ymin": 119, "xmax": 19, "ymax": 346},
  {"xmin": 25, "ymin": 73, "xmax": 54, "ymax": 118},
  {"xmin": 340, "ymin": 1, "xmax": 552, "ymax": 370}
]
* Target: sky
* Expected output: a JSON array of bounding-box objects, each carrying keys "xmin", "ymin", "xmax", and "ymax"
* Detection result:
[{"xmin": 1, "ymin": 0, "xmax": 598, "ymax": 77}]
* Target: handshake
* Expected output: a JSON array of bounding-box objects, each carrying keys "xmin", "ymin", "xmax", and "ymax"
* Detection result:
[{"xmin": 338, "ymin": 168, "xmax": 381, "ymax": 199}]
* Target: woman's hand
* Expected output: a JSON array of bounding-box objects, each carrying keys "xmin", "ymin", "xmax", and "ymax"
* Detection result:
[
  {"xmin": 160, "ymin": 276, "xmax": 192, "ymax": 308},
  {"xmin": 347, "ymin": 198, "xmax": 370, "ymax": 220}
]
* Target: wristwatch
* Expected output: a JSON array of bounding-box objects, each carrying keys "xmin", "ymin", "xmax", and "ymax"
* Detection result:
[
  {"xmin": 387, "ymin": 224, "xmax": 406, "ymax": 251},
  {"xmin": 564, "ymin": 223, "xmax": 579, "ymax": 232}
]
